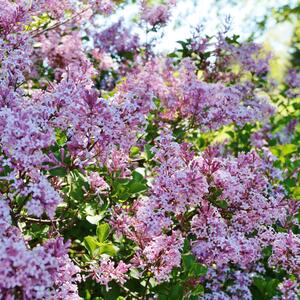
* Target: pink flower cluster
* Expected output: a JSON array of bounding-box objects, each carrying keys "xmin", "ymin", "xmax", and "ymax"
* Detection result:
[
  {"xmin": 140, "ymin": 0, "xmax": 176, "ymax": 27},
  {"xmin": 285, "ymin": 68, "xmax": 300, "ymax": 98},
  {"xmin": 89, "ymin": 0, "xmax": 116, "ymax": 14},
  {"xmin": 274, "ymin": 279, "xmax": 300, "ymax": 300},
  {"xmin": 112, "ymin": 131, "xmax": 295, "ymax": 283},
  {"xmin": 88, "ymin": 172, "xmax": 109, "ymax": 191},
  {"xmin": 217, "ymin": 35, "xmax": 271, "ymax": 76},
  {"xmin": 37, "ymin": 30, "xmax": 91, "ymax": 80},
  {"xmin": 94, "ymin": 19, "xmax": 140, "ymax": 54},
  {"xmin": 37, "ymin": 0, "xmax": 73, "ymax": 18},
  {"xmin": 0, "ymin": 201, "xmax": 80, "ymax": 299},
  {"xmin": 116, "ymin": 58, "xmax": 275, "ymax": 131},
  {"xmin": 90, "ymin": 257, "xmax": 130, "ymax": 291},
  {"xmin": 24, "ymin": 176, "xmax": 63, "ymax": 218},
  {"xmin": 268, "ymin": 232, "xmax": 300, "ymax": 276},
  {"xmin": 200, "ymin": 267, "xmax": 253, "ymax": 300},
  {"xmin": 40, "ymin": 77, "xmax": 140, "ymax": 170}
]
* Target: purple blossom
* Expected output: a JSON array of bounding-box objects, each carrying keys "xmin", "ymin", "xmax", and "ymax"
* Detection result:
[
  {"xmin": 0, "ymin": 230, "xmax": 80, "ymax": 299},
  {"xmin": 268, "ymin": 232, "xmax": 300, "ymax": 276},
  {"xmin": 273, "ymin": 278, "xmax": 300, "ymax": 300},
  {"xmin": 89, "ymin": 257, "xmax": 130, "ymax": 291},
  {"xmin": 25, "ymin": 175, "xmax": 63, "ymax": 219},
  {"xmin": 88, "ymin": 172, "xmax": 110, "ymax": 194},
  {"xmin": 95, "ymin": 19, "xmax": 139, "ymax": 54},
  {"xmin": 141, "ymin": 3, "xmax": 170, "ymax": 27}
]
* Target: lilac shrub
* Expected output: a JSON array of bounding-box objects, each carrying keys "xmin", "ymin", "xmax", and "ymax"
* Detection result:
[{"xmin": 0, "ymin": 0, "xmax": 299, "ymax": 299}]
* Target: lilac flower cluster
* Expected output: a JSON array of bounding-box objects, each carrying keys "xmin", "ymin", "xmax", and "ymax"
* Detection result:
[
  {"xmin": 140, "ymin": 0, "xmax": 176, "ymax": 27},
  {"xmin": 217, "ymin": 35, "xmax": 271, "ymax": 76},
  {"xmin": 0, "ymin": 201, "xmax": 80, "ymax": 299},
  {"xmin": 89, "ymin": 257, "xmax": 130, "ymax": 291},
  {"xmin": 94, "ymin": 19, "xmax": 140, "ymax": 54},
  {"xmin": 285, "ymin": 68, "xmax": 300, "ymax": 98},
  {"xmin": 37, "ymin": 30, "xmax": 91, "ymax": 80},
  {"xmin": 274, "ymin": 278, "xmax": 300, "ymax": 300},
  {"xmin": 116, "ymin": 58, "xmax": 275, "ymax": 130},
  {"xmin": 200, "ymin": 267, "xmax": 253, "ymax": 300},
  {"xmin": 268, "ymin": 232, "xmax": 300, "ymax": 276},
  {"xmin": 112, "ymin": 132, "xmax": 295, "ymax": 286}
]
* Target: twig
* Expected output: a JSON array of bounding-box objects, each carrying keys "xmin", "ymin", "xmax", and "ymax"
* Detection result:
[
  {"xmin": 142, "ymin": 275, "xmax": 151, "ymax": 300},
  {"xmin": 120, "ymin": 285, "xmax": 140, "ymax": 300},
  {"xmin": 31, "ymin": 6, "xmax": 91, "ymax": 38},
  {"xmin": 19, "ymin": 216, "xmax": 61, "ymax": 224},
  {"xmin": 286, "ymin": 165, "xmax": 300, "ymax": 180}
]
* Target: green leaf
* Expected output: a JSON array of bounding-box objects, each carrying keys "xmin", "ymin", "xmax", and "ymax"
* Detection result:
[
  {"xmin": 96, "ymin": 223, "xmax": 110, "ymax": 243},
  {"xmin": 270, "ymin": 144, "xmax": 297, "ymax": 157},
  {"xmin": 169, "ymin": 285, "xmax": 183, "ymax": 300},
  {"xmin": 262, "ymin": 246, "xmax": 272, "ymax": 258},
  {"xmin": 118, "ymin": 192, "xmax": 130, "ymax": 201},
  {"xmin": 83, "ymin": 236, "xmax": 98, "ymax": 256},
  {"xmin": 49, "ymin": 167, "xmax": 67, "ymax": 177},
  {"xmin": 132, "ymin": 170, "xmax": 144, "ymax": 181},
  {"xmin": 253, "ymin": 277, "xmax": 266, "ymax": 294},
  {"xmin": 127, "ymin": 181, "xmax": 147, "ymax": 194},
  {"xmin": 98, "ymin": 242, "xmax": 117, "ymax": 256},
  {"xmin": 182, "ymin": 253, "xmax": 207, "ymax": 277},
  {"xmin": 191, "ymin": 284, "xmax": 204, "ymax": 296},
  {"xmin": 167, "ymin": 52, "xmax": 178, "ymax": 58},
  {"xmin": 226, "ymin": 131, "xmax": 235, "ymax": 138},
  {"xmin": 144, "ymin": 144, "xmax": 155, "ymax": 160},
  {"xmin": 190, "ymin": 264, "xmax": 207, "ymax": 277},
  {"xmin": 55, "ymin": 128, "xmax": 68, "ymax": 146},
  {"xmin": 102, "ymin": 281, "xmax": 121, "ymax": 300},
  {"xmin": 293, "ymin": 186, "xmax": 300, "ymax": 200},
  {"xmin": 182, "ymin": 254, "xmax": 196, "ymax": 270},
  {"xmin": 216, "ymin": 200, "xmax": 228, "ymax": 209},
  {"xmin": 265, "ymin": 279, "xmax": 279, "ymax": 297},
  {"xmin": 125, "ymin": 278, "xmax": 144, "ymax": 294},
  {"xmin": 182, "ymin": 238, "xmax": 191, "ymax": 253},
  {"xmin": 157, "ymin": 296, "xmax": 168, "ymax": 300},
  {"xmin": 68, "ymin": 170, "xmax": 89, "ymax": 200},
  {"xmin": 253, "ymin": 277, "xmax": 279, "ymax": 298}
]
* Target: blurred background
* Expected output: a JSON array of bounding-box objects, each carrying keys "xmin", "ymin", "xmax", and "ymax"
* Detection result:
[{"xmin": 96, "ymin": 0, "xmax": 300, "ymax": 83}]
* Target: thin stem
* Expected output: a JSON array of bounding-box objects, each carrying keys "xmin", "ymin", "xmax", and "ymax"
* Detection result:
[
  {"xmin": 120, "ymin": 285, "xmax": 140, "ymax": 300},
  {"xmin": 286, "ymin": 165, "xmax": 300, "ymax": 180},
  {"xmin": 31, "ymin": 6, "xmax": 91, "ymax": 38},
  {"xmin": 142, "ymin": 276, "xmax": 151, "ymax": 300},
  {"xmin": 19, "ymin": 216, "xmax": 61, "ymax": 224}
]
